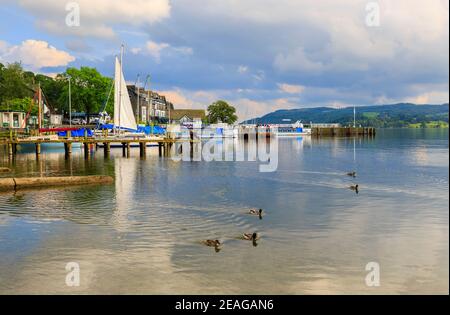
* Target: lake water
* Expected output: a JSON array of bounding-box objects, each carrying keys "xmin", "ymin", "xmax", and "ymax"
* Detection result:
[{"xmin": 0, "ymin": 129, "xmax": 448, "ymax": 294}]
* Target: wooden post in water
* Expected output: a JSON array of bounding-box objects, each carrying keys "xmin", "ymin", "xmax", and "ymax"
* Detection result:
[
  {"xmin": 8, "ymin": 143, "xmax": 13, "ymax": 157},
  {"xmin": 139, "ymin": 142, "xmax": 144, "ymax": 157},
  {"xmin": 104, "ymin": 143, "xmax": 110, "ymax": 158},
  {"xmin": 84, "ymin": 142, "xmax": 89, "ymax": 159},
  {"xmin": 158, "ymin": 142, "xmax": 162, "ymax": 157},
  {"xmin": 65, "ymin": 142, "xmax": 72, "ymax": 158},
  {"xmin": 122, "ymin": 143, "xmax": 126, "ymax": 157},
  {"xmin": 190, "ymin": 131, "xmax": 194, "ymax": 159},
  {"xmin": 35, "ymin": 143, "xmax": 41, "ymax": 156},
  {"xmin": 126, "ymin": 142, "xmax": 131, "ymax": 158}
]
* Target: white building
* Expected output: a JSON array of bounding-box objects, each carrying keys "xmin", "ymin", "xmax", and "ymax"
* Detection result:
[{"xmin": 0, "ymin": 110, "xmax": 26, "ymax": 129}]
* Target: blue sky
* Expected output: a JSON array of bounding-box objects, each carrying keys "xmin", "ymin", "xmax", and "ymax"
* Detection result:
[{"xmin": 0, "ymin": 0, "xmax": 448, "ymax": 120}]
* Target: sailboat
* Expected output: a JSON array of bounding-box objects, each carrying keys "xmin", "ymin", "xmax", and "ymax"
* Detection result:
[
  {"xmin": 114, "ymin": 55, "xmax": 138, "ymax": 132},
  {"xmin": 97, "ymin": 48, "xmax": 162, "ymax": 147}
]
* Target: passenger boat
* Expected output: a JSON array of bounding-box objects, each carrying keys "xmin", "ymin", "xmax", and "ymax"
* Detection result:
[{"xmin": 271, "ymin": 121, "xmax": 312, "ymax": 137}]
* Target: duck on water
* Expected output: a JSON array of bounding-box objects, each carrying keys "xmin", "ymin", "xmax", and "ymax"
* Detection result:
[
  {"xmin": 249, "ymin": 208, "xmax": 264, "ymax": 219},
  {"xmin": 350, "ymin": 184, "xmax": 359, "ymax": 194}
]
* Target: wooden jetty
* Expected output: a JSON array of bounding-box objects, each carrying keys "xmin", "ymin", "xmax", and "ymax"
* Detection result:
[
  {"xmin": 311, "ymin": 127, "xmax": 376, "ymax": 137},
  {"xmin": 0, "ymin": 137, "xmax": 196, "ymax": 160}
]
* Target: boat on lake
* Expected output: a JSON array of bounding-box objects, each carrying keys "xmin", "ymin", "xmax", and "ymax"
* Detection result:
[
  {"xmin": 96, "ymin": 47, "xmax": 164, "ymax": 148},
  {"xmin": 271, "ymin": 121, "xmax": 312, "ymax": 137}
]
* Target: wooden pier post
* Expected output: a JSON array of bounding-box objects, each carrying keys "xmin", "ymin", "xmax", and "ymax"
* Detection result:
[
  {"xmin": 158, "ymin": 142, "xmax": 162, "ymax": 157},
  {"xmin": 35, "ymin": 143, "xmax": 41, "ymax": 156},
  {"xmin": 139, "ymin": 142, "xmax": 144, "ymax": 157},
  {"xmin": 122, "ymin": 143, "xmax": 126, "ymax": 157},
  {"xmin": 64, "ymin": 142, "xmax": 72, "ymax": 159},
  {"xmin": 8, "ymin": 143, "xmax": 13, "ymax": 157},
  {"xmin": 103, "ymin": 143, "xmax": 110, "ymax": 158},
  {"xmin": 84, "ymin": 143, "xmax": 89, "ymax": 159},
  {"xmin": 190, "ymin": 131, "xmax": 194, "ymax": 159},
  {"xmin": 126, "ymin": 143, "xmax": 131, "ymax": 158}
]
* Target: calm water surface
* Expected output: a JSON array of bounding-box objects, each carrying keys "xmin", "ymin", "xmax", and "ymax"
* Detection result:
[{"xmin": 0, "ymin": 129, "xmax": 448, "ymax": 294}]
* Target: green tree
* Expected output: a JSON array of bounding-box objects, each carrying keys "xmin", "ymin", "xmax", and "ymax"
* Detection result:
[
  {"xmin": 207, "ymin": 100, "xmax": 238, "ymax": 124},
  {"xmin": 58, "ymin": 67, "xmax": 113, "ymax": 118},
  {"xmin": 0, "ymin": 62, "xmax": 32, "ymax": 106},
  {"xmin": 36, "ymin": 74, "xmax": 64, "ymax": 113}
]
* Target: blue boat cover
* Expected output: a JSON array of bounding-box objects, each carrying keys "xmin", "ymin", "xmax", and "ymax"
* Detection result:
[
  {"xmin": 97, "ymin": 124, "xmax": 166, "ymax": 135},
  {"xmin": 57, "ymin": 128, "xmax": 94, "ymax": 137}
]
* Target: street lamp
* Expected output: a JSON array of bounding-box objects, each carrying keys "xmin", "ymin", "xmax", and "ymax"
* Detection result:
[
  {"xmin": 68, "ymin": 76, "xmax": 72, "ymax": 128},
  {"xmin": 143, "ymin": 75, "xmax": 151, "ymax": 123}
]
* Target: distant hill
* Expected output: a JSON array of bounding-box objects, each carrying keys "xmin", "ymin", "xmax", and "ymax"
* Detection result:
[{"xmin": 243, "ymin": 103, "xmax": 449, "ymax": 128}]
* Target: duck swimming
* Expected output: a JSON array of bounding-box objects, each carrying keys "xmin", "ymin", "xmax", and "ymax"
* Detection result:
[
  {"xmin": 249, "ymin": 209, "xmax": 263, "ymax": 219},
  {"xmin": 243, "ymin": 232, "xmax": 259, "ymax": 241},
  {"xmin": 350, "ymin": 184, "xmax": 359, "ymax": 193},
  {"xmin": 202, "ymin": 239, "xmax": 221, "ymax": 248},
  {"xmin": 347, "ymin": 171, "xmax": 357, "ymax": 177}
]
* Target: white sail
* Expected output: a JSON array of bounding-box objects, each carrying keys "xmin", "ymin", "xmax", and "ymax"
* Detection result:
[{"xmin": 114, "ymin": 57, "xmax": 137, "ymax": 130}]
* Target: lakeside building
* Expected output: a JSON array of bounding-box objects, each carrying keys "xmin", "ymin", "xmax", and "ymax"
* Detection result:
[
  {"xmin": 169, "ymin": 109, "xmax": 206, "ymax": 125},
  {"xmin": 127, "ymin": 85, "xmax": 174, "ymax": 123},
  {"xmin": 0, "ymin": 110, "xmax": 26, "ymax": 129}
]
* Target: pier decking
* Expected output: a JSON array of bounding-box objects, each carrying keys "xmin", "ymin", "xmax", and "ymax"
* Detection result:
[{"xmin": 0, "ymin": 137, "xmax": 191, "ymax": 159}]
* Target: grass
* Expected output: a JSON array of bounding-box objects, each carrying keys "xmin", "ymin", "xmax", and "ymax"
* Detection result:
[
  {"xmin": 408, "ymin": 121, "xmax": 449, "ymax": 128},
  {"xmin": 362, "ymin": 112, "xmax": 380, "ymax": 119}
]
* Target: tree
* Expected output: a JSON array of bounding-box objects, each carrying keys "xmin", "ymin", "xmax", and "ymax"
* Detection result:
[
  {"xmin": 207, "ymin": 100, "xmax": 238, "ymax": 124},
  {"xmin": 58, "ymin": 67, "xmax": 113, "ymax": 118},
  {"xmin": 0, "ymin": 62, "xmax": 32, "ymax": 106}
]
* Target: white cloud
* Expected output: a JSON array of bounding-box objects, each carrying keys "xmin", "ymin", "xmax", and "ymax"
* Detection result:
[
  {"xmin": 145, "ymin": 41, "xmax": 170, "ymax": 63},
  {"xmin": 0, "ymin": 40, "xmax": 75, "ymax": 70},
  {"xmin": 158, "ymin": 88, "xmax": 217, "ymax": 109},
  {"xmin": 130, "ymin": 47, "xmax": 143, "ymax": 55},
  {"xmin": 404, "ymin": 91, "xmax": 449, "ymax": 104},
  {"xmin": 14, "ymin": 0, "xmax": 171, "ymax": 39},
  {"xmin": 237, "ymin": 65, "xmax": 248, "ymax": 74},
  {"xmin": 274, "ymin": 47, "xmax": 325, "ymax": 73},
  {"xmin": 134, "ymin": 41, "xmax": 193, "ymax": 62},
  {"xmin": 278, "ymin": 83, "xmax": 305, "ymax": 94}
]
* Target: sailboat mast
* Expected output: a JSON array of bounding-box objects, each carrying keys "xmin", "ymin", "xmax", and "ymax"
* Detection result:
[
  {"xmin": 69, "ymin": 77, "xmax": 72, "ymax": 129},
  {"xmin": 118, "ymin": 44, "xmax": 124, "ymax": 132},
  {"xmin": 136, "ymin": 74, "xmax": 140, "ymax": 122}
]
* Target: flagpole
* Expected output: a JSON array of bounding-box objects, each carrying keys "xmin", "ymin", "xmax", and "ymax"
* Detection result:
[{"xmin": 69, "ymin": 77, "xmax": 72, "ymax": 129}]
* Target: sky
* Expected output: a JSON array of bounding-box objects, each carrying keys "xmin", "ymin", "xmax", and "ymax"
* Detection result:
[{"xmin": 0, "ymin": 0, "xmax": 448, "ymax": 120}]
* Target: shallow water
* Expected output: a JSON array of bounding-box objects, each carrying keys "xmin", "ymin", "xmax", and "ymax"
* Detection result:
[{"xmin": 0, "ymin": 129, "xmax": 448, "ymax": 294}]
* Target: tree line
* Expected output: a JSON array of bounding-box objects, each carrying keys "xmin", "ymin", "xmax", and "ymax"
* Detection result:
[
  {"xmin": 1, "ymin": 61, "xmax": 239, "ymax": 125},
  {"xmin": 0, "ymin": 62, "xmax": 113, "ymax": 117}
]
